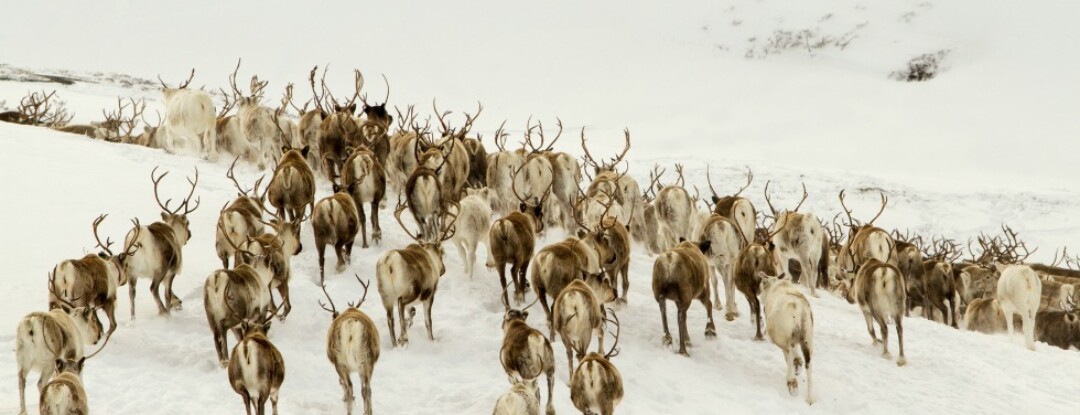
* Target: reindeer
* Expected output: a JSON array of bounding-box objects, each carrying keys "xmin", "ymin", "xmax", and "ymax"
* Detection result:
[
  {"xmin": 492, "ymin": 382, "xmax": 540, "ymax": 415},
  {"xmin": 486, "ymin": 122, "xmax": 526, "ymax": 216},
  {"xmin": 516, "ymin": 117, "xmax": 561, "ymax": 228},
  {"xmin": 464, "ymin": 135, "xmax": 488, "ymax": 188},
  {"xmin": 227, "ymin": 61, "xmax": 283, "ymax": 169},
  {"xmin": 15, "ymin": 299, "xmax": 105, "ymax": 415},
  {"xmin": 1035, "ymin": 296, "xmax": 1080, "ymax": 350},
  {"xmin": 653, "ymin": 165, "xmax": 695, "ymax": 253},
  {"xmin": 356, "ymin": 76, "xmax": 393, "ymax": 166},
  {"xmin": 429, "ymin": 100, "xmax": 479, "ymax": 200},
  {"xmin": 764, "ymin": 181, "xmax": 824, "ymax": 297},
  {"xmin": 385, "ymin": 106, "xmax": 424, "ymax": 193},
  {"xmin": 759, "ymin": 274, "xmax": 815, "ymax": 405},
  {"xmin": 698, "ymin": 213, "xmax": 744, "ymax": 319},
  {"xmin": 267, "ymin": 143, "xmax": 315, "ymax": 223},
  {"xmin": 574, "ymin": 198, "xmax": 632, "ymax": 304},
  {"xmin": 569, "ymin": 310, "xmax": 624, "ymax": 415},
  {"xmin": 846, "ymin": 258, "xmax": 907, "ymax": 366},
  {"xmin": 489, "ymin": 175, "xmax": 547, "ymax": 305},
  {"xmin": 404, "ymin": 122, "xmax": 450, "ymax": 242},
  {"xmin": 919, "ymin": 238, "xmax": 964, "ymax": 327},
  {"xmin": 996, "ymin": 264, "xmax": 1041, "ymax": 350},
  {"xmin": 531, "ymin": 237, "xmax": 607, "ymax": 336},
  {"xmin": 733, "ymin": 237, "xmax": 782, "ymax": 340},
  {"xmin": 499, "ymin": 298, "xmax": 556, "ymax": 415},
  {"xmin": 246, "ymin": 228, "xmax": 297, "ymax": 321},
  {"xmin": 450, "ymin": 187, "xmax": 493, "ymax": 279},
  {"xmin": 892, "ymin": 231, "xmax": 925, "ymax": 316},
  {"xmin": 204, "ymin": 222, "xmax": 278, "ymax": 367},
  {"xmin": 581, "ymin": 128, "xmax": 642, "ymax": 240},
  {"xmin": 157, "ymin": 69, "xmax": 218, "ymax": 161},
  {"xmin": 341, "ymin": 144, "xmax": 386, "ymax": 248},
  {"xmin": 318, "ymin": 72, "xmax": 363, "ymax": 182},
  {"xmin": 313, "ymin": 185, "xmax": 361, "ymax": 279},
  {"xmin": 38, "ymin": 355, "xmax": 89, "ymax": 415},
  {"xmin": 50, "ymin": 214, "xmax": 139, "ymax": 337},
  {"xmin": 652, "ymin": 239, "xmax": 717, "ymax": 355},
  {"xmin": 376, "ymin": 204, "xmax": 456, "ymax": 347},
  {"xmin": 553, "ymin": 276, "xmax": 617, "ymax": 375},
  {"xmin": 837, "ymin": 190, "xmax": 896, "ymax": 278},
  {"xmin": 227, "ymin": 305, "xmax": 286, "ymax": 415},
  {"xmin": 124, "ymin": 167, "xmax": 198, "ymax": 318},
  {"xmin": 319, "ymin": 275, "xmax": 380, "ymax": 415},
  {"xmin": 704, "ymin": 166, "xmax": 756, "ymax": 244},
  {"xmin": 963, "ymin": 297, "xmax": 1007, "ymax": 334},
  {"xmin": 217, "ymin": 158, "xmax": 268, "ymax": 269}
]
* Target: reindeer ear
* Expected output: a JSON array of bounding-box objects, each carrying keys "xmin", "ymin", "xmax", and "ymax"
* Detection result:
[
  {"xmin": 160, "ymin": 212, "xmax": 168, "ymax": 221},
  {"xmin": 711, "ymin": 195, "xmax": 720, "ymax": 204},
  {"xmin": 332, "ymin": 183, "xmax": 342, "ymax": 193},
  {"xmin": 301, "ymin": 145, "xmax": 311, "ymax": 158},
  {"xmin": 678, "ymin": 237, "xmax": 686, "ymax": 243},
  {"xmin": 1065, "ymin": 313, "xmax": 1078, "ymax": 324},
  {"xmin": 767, "ymin": 241, "xmax": 776, "ymax": 251}
]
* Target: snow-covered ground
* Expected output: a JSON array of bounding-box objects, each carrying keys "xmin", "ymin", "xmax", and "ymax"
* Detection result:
[{"xmin": 2, "ymin": 0, "xmax": 1079, "ymax": 413}]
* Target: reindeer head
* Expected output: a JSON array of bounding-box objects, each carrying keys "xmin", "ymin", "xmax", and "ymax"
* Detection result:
[
  {"xmin": 268, "ymin": 218, "xmax": 303, "ymax": 255},
  {"xmin": 581, "ymin": 270, "xmax": 617, "ymax": 304},
  {"xmin": 157, "ymin": 68, "xmax": 195, "ymax": 99},
  {"xmin": 88, "ymin": 214, "xmax": 141, "ymax": 284},
  {"xmin": 510, "ymin": 165, "xmax": 550, "ymax": 234},
  {"xmin": 580, "ymin": 127, "xmax": 630, "ymax": 176},
  {"xmin": 150, "ymin": 166, "xmax": 200, "ymax": 243},
  {"xmin": 757, "ymin": 271, "xmax": 790, "ymax": 297}
]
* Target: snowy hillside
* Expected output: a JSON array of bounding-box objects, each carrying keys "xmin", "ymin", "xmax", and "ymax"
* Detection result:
[{"xmin": 2, "ymin": 0, "xmax": 1080, "ymax": 414}]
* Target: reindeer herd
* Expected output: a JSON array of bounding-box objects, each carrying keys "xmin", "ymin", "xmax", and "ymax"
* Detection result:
[{"xmin": 10, "ymin": 63, "xmax": 1080, "ymax": 415}]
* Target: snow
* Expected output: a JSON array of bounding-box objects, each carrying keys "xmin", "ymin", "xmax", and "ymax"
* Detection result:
[{"xmin": 2, "ymin": 0, "xmax": 1079, "ymax": 413}]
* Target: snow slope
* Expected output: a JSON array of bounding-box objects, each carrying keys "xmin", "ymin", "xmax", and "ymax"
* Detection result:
[
  {"xmin": 1, "ymin": 121, "xmax": 1078, "ymax": 414},
  {"xmin": 2, "ymin": 0, "xmax": 1080, "ymax": 413}
]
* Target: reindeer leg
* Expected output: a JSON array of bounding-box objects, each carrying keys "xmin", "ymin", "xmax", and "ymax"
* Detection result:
[
  {"xmin": 150, "ymin": 277, "xmax": 168, "ymax": 315},
  {"xmin": 334, "ymin": 243, "xmax": 346, "ymax": 273},
  {"xmin": 545, "ymin": 363, "xmax": 556, "ymax": 415},
  {"xmin": 700, "ymin": 290, "xmax": 717, "ymax": 338},
  {"xmin": 805, "ymin": 258, "xmax": 819, "ymax": 298},
  {"xmin": 129, "ymin": 277, "xmax": 138, "ymax": 320},
  {"xmin": 317, "ymin": 243, "xmax": 327, "ymax": 279},
  {"xmin": 677, "ymin": 305, "xmax": 691, "ymax": 356},
  {"xmin": 104, "ymin": 300, "xmax": 118, "ymax": 335},
  {"xmin": 876, "ymin": 315, "xmax": 891, "ymax": 359},
  {"xmin": 164, "ymin": 271, "xmax": 181, "ymax": 312},
  {"xmin": 454, "ymin": 239, "xmax": 468, "ymax": 276},
  {"xmin": 385, "ymin": 307, "xmax": 397, "ymax": 347},
  {"xmin": 214, "ymin": 327, "xmax": 228, "ymax": 368},
  {"xmin": 1023, "ymin": 310, "xmax": 1036, "ymax": 351},
  {"xmin": 784, "ymin": 346, "xmax": 798, "ymax": 396},
  {"xmin": 510, "ymin": 264, "xmax": 524, "ymax": 304},
  {"xmin": 424, "ymin": 297, "xmax": 435, "ymax": 341},
  {"xmin": 361, "ymin": 364, "xmax": 374, "ymax": 415},
  {"xmin": 497, "ymin": 265, "xmax": 511, "ymax": 308},
  {"xmin": 863, "ymin": 312, "xmax": 880, "ymax": 344},
  {"xmin": 896, "ymin": 313, "xmax": 907, "ymax": 366},
  {"xmin": 562, "ymin": 335, "xmax": 575, "ymax": 376},
  {"xmin": 724, "ymin": 263, "xmax": 739, "ymax": 320},
  {"xmin": 357, "ymin": 203, "xmax": 369, "ymax": 249},
  {"xmin": 658, "ymin": 298, "xmax": 673, "ymax": 347},
  {"xmin": 239, "ymin": 392, "xmax": 252, "ymax": 415},
  {"xmin": 278, "ymin": 282, "xmax": 292, "ymax": 320},
  {"xmin": 620, "ymin": 263, "xmax": 630, "ymax": 303},
  {"xmin": 398, "ymin": 300, "xmax": 410, "ymax": 347},
  {"xmin": 710, "ymin": 266, "xmax": 722, "ymax": 310},
  {"xmin": 18, "ymin": 367, "xmax": 27, "ymax": 415}
]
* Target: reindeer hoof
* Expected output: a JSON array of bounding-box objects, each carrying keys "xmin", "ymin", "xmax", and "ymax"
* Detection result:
[
  {"xmin": 662, "ymin": 335, "xmax": 673, "ymax": 347},
  {"xmin": 881, "ymin": 351, "xmax": 892, "ymax": 360},
  {"xmin": 787, "ymin": 379, "xmax": 799, "ymax": 396},
  {"xmin": 725, "ymin": 312, "xmax": 738, "ymax": 321},
  {"xmin": 705, "ymin": 323, "xmax": 717, "ymax": 338},
  {"xmin": 752, "ymin": 335, "xmax": 765, "ymax": 342},
  {"xmin": 794, "ymin": 357, "xmax": 804, "ymax": 374},
  {"xmin": 897, "ymin": 356, "xmax": 907, "ymax": 367},
  {"xmin": 398, "ymin": 339, "xmax": 409, "ymax": 348},
  {"xmin": 220, "ymin": 360, "xmax": 229, "ymax": 369},
  {"xmin": 615, "ymin": 298, "xmax": 628, "ymax": 306},
  {"xmin": 678, "ymin": 349, "xmax": 690, "ymax": 357}
]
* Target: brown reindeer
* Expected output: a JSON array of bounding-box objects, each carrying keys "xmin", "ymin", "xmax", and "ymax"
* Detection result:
[
  {"xmin": 847, "ymin": 258, "xmax": 907, "ymax": 366},
  {"xmin": 125, "ymin": 167, "xmax": 198, "ymax": 318},
  {"xmin": 15, "ymin": 300, "xmax": 106, "ymax": 415},
  {"xmin": 489, "ymin": 174, "xmax": 547, "ymax": 305},
  {"xmin": 499, "ymin": 297, "xmax": 556, "ymax": 415},
  {"xmin": 531, "ymin": 237, "xmax": 608, "ymax": 336},
  {"xmin": 313, "ymin": 186, "xmax": 361, "ymax": 279},
  {"xmin": 733, "ymin": 238, "xmax": 782, "ymax": 339},
  {"xmin": 375, "ymin": 204, "xmax": 456, "ymax": 347},
  {"xmin": 575, "ymin": 198, "xmax": 632, "ymax": 304},
  {"xmin": 216, "ymin": 158, "xmax": 269, "ymax": 269},
  {"xmin": 837, "ymin": 190, "xmax": 896, "ymax": 278},
  {"xmin": 652, "ymin": 239, "xmax": 717, "ymax": 355},
  {"xmin": 341, "ymin": 144, "xmax": 386, "ymax": 248},
  {"xmin": 267, "ymin": 144, "xmax": 315, "ymax": 223},
  {"xmin": 764, "ymin": 181, "xmax": 824, "ymax": 297},
  {"xmin": 319, "ymin": 275, "xmax": 380, "ymax": 415},
  {"xmin": 553, "ymin": 277, "xmax": 617, "ymax": 375},
  {"xmin": 705, "ymin": 166, "xmax": 757, "ymax": 244},
  {"xmin": 227, "ymin": 305, "xmax": 285, "ymax": 415},
  {"xmin": 963, "ymin": 297, "xmax": 1007, "ymax": 334},
  {"xmin": 204, "ymin": 222, "xmax": 278, "ymax": 367},
  {"xmin": 317, "ymin": 69, "xmax": 365, "ymax": 182},
  {"xmin": 569, "ymin": 310, "xmax": 624, "ymax": 415},
  {"xmin": 50, "ymin": 214, "xmax": 140, "ymax": 337}
]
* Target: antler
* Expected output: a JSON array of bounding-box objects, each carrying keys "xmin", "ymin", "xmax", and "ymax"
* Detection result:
[
  {"xmin": 432, "ymin": 98, "xmax": 453, "ymax": 137},
  {"xmin": 345, "ymin": 69, "xmax": 365, "ymax": 107},
  {"xmin": 866, "ymin": 191, "xmax": 888, "ymax": 226},
  {"xmin": 492, "ymin": 120, "xmax": 509, "ymax": 151},
  {"xmin": 47, "ymin": 271, "xmax": 80, "ymax": 310},
  {"xmin": 150, "ymin": 166, "xmax": 200, "ymax": 215},
  {"xmin": 348, "ymin": 275, "xmax": 372, "ymax": 308},
  {"xmin": 603, "ymin": 308, "xmax": 621, "ymax": 359},
  {"xmin": 248, "ymin": 75, "xmax": 269, "ymax": 101},
  {"xmin": 792, "ymin": 182, "xmax": 809, "ymax": 212},
  {"xmin": 438, "ymin": 202, "xmax": 460, "ymax": 242},
  {"xmin": 608, "ymin": 129, "xmax": 632, "ymax": 168},
  {"xmin": 308, "ymin": 65, "xmax": 328, "ymax": 114},
  {"xmin": 393, "ymin": 198, "xmax": 424, "ymax": 242},
  {"xmin": 838, "ymin": 189, "xmax": 857, "ymax": 228},
  {"xmin": 580, "ymin": 127, "xmax": 600, "ymax": 169},
  {"xmin": 91, "ymin": 214, "xmax": 115, "ymax": 257},
  {"xmin": 763, "ymin": 180, "xmax": 779, "ymax": 218},
  {"xmin": 534, "ymin": 117, "xmax": 563, "ymax": 152},
  {"xmin": 157, "ymin": 68, "xmax": 195, "ymax": 89},
  {"xmin": 318, "ymin": 271, "xmax": 338, "ymax": 318},
  {"xmin": 457, "ymin": 101, "xmax": 484, "ymax": 139}
]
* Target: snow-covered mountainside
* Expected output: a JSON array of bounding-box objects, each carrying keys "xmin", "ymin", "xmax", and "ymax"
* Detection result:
[{"xmin": 1, "ymin": 0, "xmax": 1078, "ymax": 414}]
